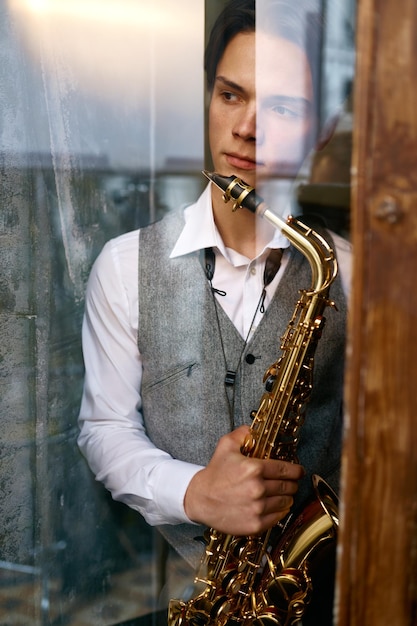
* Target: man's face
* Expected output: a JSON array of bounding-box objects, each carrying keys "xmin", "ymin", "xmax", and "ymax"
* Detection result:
[{"xmin": 208, "ymin": 30, "xmax": 315, "ymax": 188}]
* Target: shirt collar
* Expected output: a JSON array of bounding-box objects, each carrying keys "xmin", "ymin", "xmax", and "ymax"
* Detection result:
[
  {"xmin": 169, "ymin": 183, "xmax": 291, "ymax": 261},
  {"xmin": 169, "ymin": 184, "xmax": 219, "ymax": 259}
]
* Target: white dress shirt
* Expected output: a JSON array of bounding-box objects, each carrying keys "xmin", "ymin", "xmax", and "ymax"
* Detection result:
[{"xmin": 78, "ymin": 184, "xmax": 351, "ymax": 526}]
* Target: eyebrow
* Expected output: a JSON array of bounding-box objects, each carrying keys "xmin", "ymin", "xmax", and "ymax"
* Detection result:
[{"xmin": 215, "ymin": 75, "xmax": 247, "ymax": 95}]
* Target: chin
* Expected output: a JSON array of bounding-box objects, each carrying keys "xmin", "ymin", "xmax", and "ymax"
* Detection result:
[{"xmin": 232, "ymin": 169, "xmax": 257, "ymax": 185}]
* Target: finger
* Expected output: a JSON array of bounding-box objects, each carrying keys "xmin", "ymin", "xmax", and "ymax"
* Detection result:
[
  {"xmin": 263, "ymin": 478, "xmax": 299, "ymax": 497},
  {"xmin": 262, "ymin": 459, "xmax": 305, "ymax": 481},
  {"xmin": 260, "ymin": 501, "xmax": 294, "ymax": 528},
  {"xmin": 262, "ymin": 494, "xmax": 294, "ymax": 516},
  {"xmin": 219, "ymin": 425, "xmax": 250, "ymax": 451}
]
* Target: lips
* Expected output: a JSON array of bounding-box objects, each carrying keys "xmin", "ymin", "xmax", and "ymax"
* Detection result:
[{"xmin": 225, "ymin": 152, "xmax": 259, "ymax": 171}]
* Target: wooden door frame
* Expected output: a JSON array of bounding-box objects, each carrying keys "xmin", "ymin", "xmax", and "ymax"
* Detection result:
[{"xmin": 336, "ymin": 0, "xmax": 417, "ymax": 623}]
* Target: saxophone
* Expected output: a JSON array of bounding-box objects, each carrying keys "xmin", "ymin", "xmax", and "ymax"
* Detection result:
[{"xmin": 168, "ymin": 172, "xmax": 339, "ymax": 626}]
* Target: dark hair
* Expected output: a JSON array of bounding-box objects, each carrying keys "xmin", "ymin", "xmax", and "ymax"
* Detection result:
[
  {"xmin": 204, "ymin": 0, "xmax": 255, "ymax": 93},
  {"xmin": 204, "ymin": 0, "xmax": 323, "ymax": 101},
  {"xmin": 258, "ymin": 0, "xmax": 324, "ymax": 106}
]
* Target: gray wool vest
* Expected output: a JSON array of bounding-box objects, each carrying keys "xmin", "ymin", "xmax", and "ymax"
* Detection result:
[{"xmin": 138, "ymin": 209, "xmax": 347, "ymax": 567}]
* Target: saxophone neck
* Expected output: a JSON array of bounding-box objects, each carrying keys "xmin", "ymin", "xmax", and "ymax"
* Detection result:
[
  {"xmin": 203, "ymin": 171, "xmax": 338, "ymax": 295},
  {"xmin": 282, "ymin": 214, "xmax": 338, "ymax": 297}
]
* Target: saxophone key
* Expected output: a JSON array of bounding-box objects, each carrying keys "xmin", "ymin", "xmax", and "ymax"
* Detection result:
[{"xmin": 241, "ymin": 433, "xmax": 256, "ymax": 456}]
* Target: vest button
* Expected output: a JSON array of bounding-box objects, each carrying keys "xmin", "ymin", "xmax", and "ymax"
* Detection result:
[{"xmin": 245, "ymin": 353, "xmax": 256, "ymax": 364}]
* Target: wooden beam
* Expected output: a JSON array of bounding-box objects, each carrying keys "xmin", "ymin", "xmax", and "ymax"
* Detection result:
[{"xmin": 336, "ymin": 0, "xmax": 417, "ymax": 624}]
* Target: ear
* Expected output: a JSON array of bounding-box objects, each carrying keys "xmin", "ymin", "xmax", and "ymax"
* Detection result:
[{"xmin": 316, "ymin": 113, "xmax": 340, "ymax": 151}]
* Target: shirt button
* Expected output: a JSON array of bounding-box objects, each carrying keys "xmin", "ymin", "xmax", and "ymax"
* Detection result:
[{"xmin": 250, "ymin": 266, "xmax": 256, "ymax": 276}]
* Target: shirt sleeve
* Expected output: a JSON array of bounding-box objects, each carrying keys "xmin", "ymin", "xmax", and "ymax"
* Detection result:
[{"xmin": 77, "ymin": 235, "xmax": 203, "ymax": 526}]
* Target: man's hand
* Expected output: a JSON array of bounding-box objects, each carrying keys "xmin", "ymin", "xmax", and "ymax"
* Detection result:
[{"xmin": 184, "ymin": 425, "xmax": 304, "ymax": 535}]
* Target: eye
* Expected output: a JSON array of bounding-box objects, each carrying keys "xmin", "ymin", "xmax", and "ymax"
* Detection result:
[
  {"xmin": 269, "ymin": 98, "xmax": 312, "ymax": 120},
  {"xmin": 221, "ymin": 90, "xmax": 239, "ymax": 103},
  {"xmin": 272, "ymin": 104, "xmax": 299, "ymax": 118}
]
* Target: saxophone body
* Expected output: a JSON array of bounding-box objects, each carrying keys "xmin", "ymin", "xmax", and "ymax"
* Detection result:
[{"xmin": 168, "ymin": 173, "xmax": 339, "ymax": 626}]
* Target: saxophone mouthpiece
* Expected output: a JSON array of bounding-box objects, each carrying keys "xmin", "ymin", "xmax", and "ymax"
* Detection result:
[
  {"xmin": 202, "ymin": 170, "xmax": 230, "ymax": 188},
  {"xmin": 202, "ymin": 170, "xmax": 262, "ymax": 214},
  {"xmin": 202, "ymin": 169, "xmax": 215, "ymax": 183}
]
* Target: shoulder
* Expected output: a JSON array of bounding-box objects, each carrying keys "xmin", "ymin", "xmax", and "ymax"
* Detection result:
[
  {"xmin": 106, "ymin": 228, "xmax": 141, "ymax": 260},
  {"xmin": 328, "ymin": 230, "xmax": 352, "ymax": 300},
  {"xmin": 92, "ymin": 229, "xmax": 140, "ymax": 277},
  {"xmin": 86, "ymin": 230, "xmax": 140, "ymax": 311},
  {"xmin": 330, "ymin": 230, "xmax": 352, "ymax": 255},
  {"xmin": 139, "ymin": 209, "xmax": 185, "ymax": 242}
]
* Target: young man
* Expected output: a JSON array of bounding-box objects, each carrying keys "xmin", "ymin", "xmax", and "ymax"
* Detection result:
[{"xmin": 78, "ymin": 0, "xmax": 351, "ymax": 622}]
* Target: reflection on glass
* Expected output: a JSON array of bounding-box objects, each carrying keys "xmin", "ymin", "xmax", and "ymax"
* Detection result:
[
  {"xmin": 254, "ymin": 0, "xmax": 355, "ymax": 239},
  {"xmin": 0, "ymin": 0, "xmax": 355, "ymax": 624}
]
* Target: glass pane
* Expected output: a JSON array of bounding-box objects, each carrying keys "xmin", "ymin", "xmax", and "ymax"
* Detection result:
[
  {"xmin": 0, "ymin": 0, "xmax": 204, "ymax": 624},
  {"xmin": 0, "ymin": 0, "xmax": 355, "ymax": 624}
]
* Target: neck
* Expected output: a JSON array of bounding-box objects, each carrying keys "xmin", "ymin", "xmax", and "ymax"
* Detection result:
[{"xmin": 211, "ymin": 184, "xmax": 271, "ymax": 258}]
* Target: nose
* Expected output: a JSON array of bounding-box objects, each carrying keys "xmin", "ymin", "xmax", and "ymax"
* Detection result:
[
  {"xmin": 232, "ymin": 104, "xmax": 257, "ymax": 142},
  {"xmin": 232, "ymin": 104, "xmax": 266, "ymax": 148}
]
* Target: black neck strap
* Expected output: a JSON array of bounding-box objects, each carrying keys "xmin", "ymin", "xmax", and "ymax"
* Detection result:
[{"xmin": 201, "ymin": 246, "xmax": 283, "ymax": 292}]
